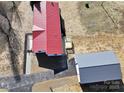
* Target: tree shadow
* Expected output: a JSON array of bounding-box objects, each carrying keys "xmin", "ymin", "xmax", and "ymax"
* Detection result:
[
  {"xmin": 30, "ymin": 1, "xmax": 41, "ymax": 12},
  {"xmin": 0, "ymin": 1, "xmax": 22, "ymax": 82},
  {"xmin": 7, "ymin": 29, "xmax": 21, "ymax": 82}
]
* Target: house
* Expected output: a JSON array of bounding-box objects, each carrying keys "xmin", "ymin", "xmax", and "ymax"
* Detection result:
[
  {"xmin": 32, "ymin": 1, "xmax": 64, "ymax": 55},
  {"xmin": 32, "ymin": 1, "xmax": 67, "ymax": 73},
  {"xmin": 75, "ymin": 51, "xmax": 122, "ymax": 84}
]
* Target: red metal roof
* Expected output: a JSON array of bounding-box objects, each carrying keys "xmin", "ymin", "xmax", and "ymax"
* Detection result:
[{"xmin": 32, "ymin": 1, "xmax": 64, "ymax": 55}]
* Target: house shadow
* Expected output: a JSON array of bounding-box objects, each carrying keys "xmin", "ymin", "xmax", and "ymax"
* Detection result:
[
  {"xmin": 80, "ymin": 80, "xmax": 124, "ymax": 92},
  {"xmin": 59, "ymin": 8, "xmax": 66, "ymax": 37},
  {"xmin": 36, "ymin": 53, "xmax": 68, "ymax": 74},
  {"xmin": 54, "ymin": 57, "xmax": 77, "ymax": 78}
]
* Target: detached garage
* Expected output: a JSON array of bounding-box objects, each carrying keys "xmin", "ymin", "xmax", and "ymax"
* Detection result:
[{"xmin": 75, "ymin": 51, "xmax": 122, "ymax": 84}]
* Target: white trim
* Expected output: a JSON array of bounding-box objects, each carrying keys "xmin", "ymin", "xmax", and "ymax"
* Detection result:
[
  {"xmin": 25, "ymin": 34, "xmax": 32, "ymax": 74},
  {"xmin": 27, "ymin": 35, "xmax": 32, "ymax": 51},
  {"xmin": 75, "ymin": 58, "xmax": 80, "ymax": 83}
]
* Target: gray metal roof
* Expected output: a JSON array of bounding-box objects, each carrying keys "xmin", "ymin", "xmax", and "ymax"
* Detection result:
[{"xmin": 75, "ymin": 51, "xmax": 120, "ymax": 68}]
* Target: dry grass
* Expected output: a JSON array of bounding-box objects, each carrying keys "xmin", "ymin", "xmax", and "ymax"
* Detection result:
[{"xmin": 32, "ymin": 76, "xmax": 82, "ymax": 92}]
